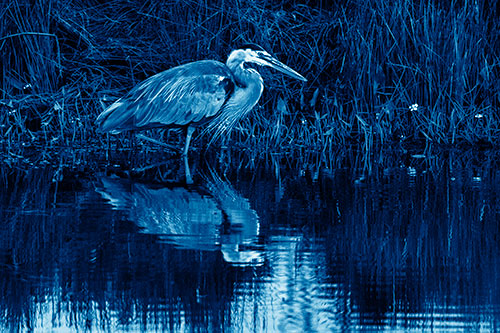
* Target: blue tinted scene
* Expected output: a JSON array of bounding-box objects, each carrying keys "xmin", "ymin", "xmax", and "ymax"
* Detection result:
[{"xmin": 2, "ymin": 1, "xmax": 499, "ymax": 331}]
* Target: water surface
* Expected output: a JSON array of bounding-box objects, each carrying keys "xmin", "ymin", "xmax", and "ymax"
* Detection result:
[{"xmin": 1, "ymin": 147, "xmax": 500, "ymax": 331}]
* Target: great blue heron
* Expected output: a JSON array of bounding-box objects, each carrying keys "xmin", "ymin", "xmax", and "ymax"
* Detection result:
[{"xmin": 96, "ymin": 44, "xmax": 307, "ymax": 155}]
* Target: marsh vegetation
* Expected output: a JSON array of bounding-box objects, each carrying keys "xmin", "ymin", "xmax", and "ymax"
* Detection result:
[{"xmin": 1, "ymin": 0, "xmax": 499, "ymax": 154}]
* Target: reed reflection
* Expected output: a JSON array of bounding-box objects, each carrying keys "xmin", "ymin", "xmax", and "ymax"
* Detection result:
[
  {"xmin": 96, "ymin": 170, "xmax": 262, "ymax": 266},
  {"xmin": 2, "ymin": 148, "xmax": 500, "ymax": 331}
]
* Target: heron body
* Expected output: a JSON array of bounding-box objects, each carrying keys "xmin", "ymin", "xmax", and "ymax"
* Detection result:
[{"xmin": 96, "ymin": 44, "xmax": 307, "ymax": 155}]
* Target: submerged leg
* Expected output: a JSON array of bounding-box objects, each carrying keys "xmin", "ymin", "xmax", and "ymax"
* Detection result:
[
  {"xmin": 183, "ymin": 126, "xmax": 195, "ymax": 156},
  {"xmin": 183, "ymin": 153, "xmax": 193, "ymax": 184}
]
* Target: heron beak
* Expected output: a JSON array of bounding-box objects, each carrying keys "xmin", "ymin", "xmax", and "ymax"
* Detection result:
[{"xmin": 254, "ymin": 52, "xmax": 308, "ymax": 82}]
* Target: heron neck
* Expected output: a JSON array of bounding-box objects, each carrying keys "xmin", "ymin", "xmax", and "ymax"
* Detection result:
[
  {"xmin": 226, "ymin": 59, "xmax": 263, "ymax": 107},
  {"xmin": 226, "ymin": 62, "xmax": 251, "ymax": 88}
]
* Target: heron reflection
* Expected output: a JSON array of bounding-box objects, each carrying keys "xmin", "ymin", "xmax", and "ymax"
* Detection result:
[{"xmin": 96, "ymin": 171, "xmax": 262, "ymax": 266}]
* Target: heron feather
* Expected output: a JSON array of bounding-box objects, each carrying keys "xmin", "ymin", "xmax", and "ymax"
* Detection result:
[{"xmin": 98, "ymin": 60, "xmax": 233, "ymax": 133}]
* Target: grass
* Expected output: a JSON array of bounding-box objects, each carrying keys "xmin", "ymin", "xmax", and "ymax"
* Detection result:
[{"xmin": 1, "ymin": 0, "xmax": 499, "ymax": 156}]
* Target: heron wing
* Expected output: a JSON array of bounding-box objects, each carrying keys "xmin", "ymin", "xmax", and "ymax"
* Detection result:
[{"xmin": 98, "ymin": 60, "xmax": 234, "ymax": 133}]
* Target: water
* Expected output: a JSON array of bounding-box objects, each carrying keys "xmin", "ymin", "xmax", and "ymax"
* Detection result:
[{"xmin": 1, "ymin": 147, "xmax": 500, "ymax": 331}]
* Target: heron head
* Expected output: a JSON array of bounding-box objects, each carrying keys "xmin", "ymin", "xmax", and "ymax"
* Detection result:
[{"xmin": 227, "ymin": 44, "xmax": 307, "ymax": 82}]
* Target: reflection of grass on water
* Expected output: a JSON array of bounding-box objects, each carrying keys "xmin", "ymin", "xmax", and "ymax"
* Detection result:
[
  {"xmin": 268, "ymin": 148, "xmax": 500, "ymax": 326},
  {"xmin": 1, "ymin": 0, "xmax": 499, "ymax": 153},
  {"xmin": 1, "ymin": 148, "xmax": 500, "ymax": 330}
]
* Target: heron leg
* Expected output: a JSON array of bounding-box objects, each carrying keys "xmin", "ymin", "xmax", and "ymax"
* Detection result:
[
  {"xmin": 183, "ymin": 154, "xmax": 193, "ymax": 184},
  {"xmin": 183, "ymin": 126, "xmax": 195, "ymax": 156},
  {"xmin": 105, "ymin": 133, "xmax": 110, "ymax": 161},
  {"xmin": 135, "ymin": 134, "xmax": 179, "ymax": 151}
]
